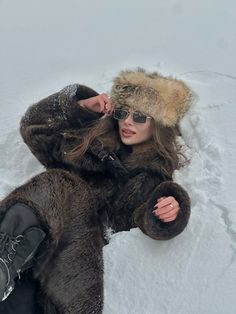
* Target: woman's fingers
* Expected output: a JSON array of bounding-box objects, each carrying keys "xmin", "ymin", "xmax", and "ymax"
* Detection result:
[
  {"xmin": 153, "ymin": 206, "xmax": 179, "ymax": 222},
  {"xmin": 100, "ymin": 93, "xmax": 113, "ymax": 113},
  {"xmin": 97, "ymin": 97, "xmax": 107, "ymax": 112},
  {"xmin": 158, "ymin": 208, "xmax": 178, "ymax": 220},
  {"xmin": 152, "ymin": 196, "xmax": 180, "ymax": 222},
  {"xmin": 157, "ymin": 196, "xmax": 166, "ymax": 202},
  {"xmin": 153, "ymin": 204, "xmax": 179, "ymax": 216},
  {"xmin": 162, "ymin": 215, "xmax": 178, "ymax": 222},
  {"xmin": 157, "ymin": 196, "xmax": 177, "ymax": 208},
  {"xmin": 78, "ymin": 93, "xmax": 113, "ymax": 113},
  {"xmin": 154, "ymin": 202, "xmax": 179, "ymax": 215},
  {"xmin": 154, "ymin": 197, "xmax": 178, "ymax": 211},
  {"xmin": 79, "ymin": 93, "xmax": 113, "ymax": 114}
]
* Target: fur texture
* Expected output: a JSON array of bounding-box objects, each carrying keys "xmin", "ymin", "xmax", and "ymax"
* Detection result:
[
  {"xmin": 0, "ymin": 169, "xmax": 104, "ymax": 314},
  {"xmin": 0, "ymin": 83, "xmax": 191, "ymax": 313},
  {"xmin": 111, "ymin": 68, "xmax": 195, "ymax": 126}
]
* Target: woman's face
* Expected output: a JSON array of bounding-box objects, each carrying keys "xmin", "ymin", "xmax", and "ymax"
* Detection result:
[{"xmin": 117, "ymin": 108, "xmax": 153, "ymax": 145}]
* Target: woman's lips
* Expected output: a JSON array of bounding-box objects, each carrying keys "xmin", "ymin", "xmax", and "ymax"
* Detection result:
[{"xmin": 121, "ymin": 129, "xmax": 136, "ymax": 138}]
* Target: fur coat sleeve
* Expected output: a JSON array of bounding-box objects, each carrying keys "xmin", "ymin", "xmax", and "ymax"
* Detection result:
[
  {"xmin": 20, "ymin": 84, "xmax": 102, "ymax": 168},
  {"xmin": 106, "ymin": 161, "xmax": 191, "ymax": 241},
  {"xmin": 133, "ymin": 181, "xmax": 191, "ymax": 240}
]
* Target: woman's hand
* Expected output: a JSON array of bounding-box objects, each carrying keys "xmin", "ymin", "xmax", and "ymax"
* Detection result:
[
  {"xmin": 152, "ymin": 196, "xmax": 180, "ymax": 222},
  {"xmin": 78, "ymin": 93, "xmax": 113, "ymax": 114}
]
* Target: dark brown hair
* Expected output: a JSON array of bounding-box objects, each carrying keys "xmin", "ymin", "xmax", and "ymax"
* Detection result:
[
  {"xmin": 68, "ymin": 116, "xmax": 120, "ymax": 157},
  {"xmin": 150, "ymin": 120, "xmax": 189, "ymax": 176},
  {"xmin": 68, "ymin": 116, "xmax": 188, "ymax": 178}
]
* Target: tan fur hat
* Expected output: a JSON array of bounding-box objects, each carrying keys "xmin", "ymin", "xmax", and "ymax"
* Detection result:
[{"xmin": 111, "ymin": 68, "xmax": 194, "ymax": 127}]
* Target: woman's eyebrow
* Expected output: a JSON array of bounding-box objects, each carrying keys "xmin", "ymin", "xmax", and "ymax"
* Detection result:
[
  {"xmin": 118, "ymin": 105, "xmax": 129, "ymax": 110},
  {"xmin": 133, "ymin": 110, "xmax": 145, "ymax": 115}
]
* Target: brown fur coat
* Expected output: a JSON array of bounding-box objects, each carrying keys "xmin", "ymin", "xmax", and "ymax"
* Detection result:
[{"xmin": 0, "ymin": 84, "xmax": 191, "ymax": 313}]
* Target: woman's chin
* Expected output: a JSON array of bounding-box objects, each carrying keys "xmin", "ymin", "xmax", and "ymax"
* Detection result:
[{"xmin": 120, "ymin": 136, "xmax": 137, "ymax": 145}]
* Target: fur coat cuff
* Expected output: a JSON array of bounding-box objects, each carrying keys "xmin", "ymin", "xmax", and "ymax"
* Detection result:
[
  {"xmin": 133, "ymin": 181, "xmax": 191, "ymax": 240},
  {"xmin": 58, "ymin": 84, "xmax": 103, "ymax": 127}
]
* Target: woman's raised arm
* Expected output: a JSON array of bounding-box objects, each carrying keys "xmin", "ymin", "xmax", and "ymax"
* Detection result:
[{"xmin": 20, "ymin": 84, "xmax": 103, "ymax": 168}]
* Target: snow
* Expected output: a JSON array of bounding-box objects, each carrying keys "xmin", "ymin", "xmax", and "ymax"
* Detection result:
[{"xmin": 0, "ymin": 0, "xmax": 235, "ymax": 313}]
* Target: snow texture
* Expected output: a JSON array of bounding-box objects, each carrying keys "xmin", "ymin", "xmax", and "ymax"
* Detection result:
[{"xmin": 0, "ymin": 1, "xmax": 235, "ymax": 313}]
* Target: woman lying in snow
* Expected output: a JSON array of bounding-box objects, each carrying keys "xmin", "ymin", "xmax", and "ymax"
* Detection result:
[{"xmin": 0, "ymin": 68, "xmax": 194, "ymax": 313}]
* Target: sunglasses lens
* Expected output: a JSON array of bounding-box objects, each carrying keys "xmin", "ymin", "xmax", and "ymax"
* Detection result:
[
  {"xmin": 113, "ymin": 108, "xmax": 148, "ymax": 123},
  {"xmin": 133, "ymin": 112, "xmax": 147, "ymax": 123},
  {"xmin": 113, "ymin": 109, "xmax": 128, "ymax": 120}
]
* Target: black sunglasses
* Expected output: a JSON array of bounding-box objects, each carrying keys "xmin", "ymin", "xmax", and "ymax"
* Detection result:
[{"xmin": 113, "ymin": 108, "xmax": 151, "ymax": 124}]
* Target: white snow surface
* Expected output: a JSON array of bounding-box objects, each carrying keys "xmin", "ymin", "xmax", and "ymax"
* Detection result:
[{"xmin": 0, "ymin": 1, "xmax": 235, "ymax": 313}]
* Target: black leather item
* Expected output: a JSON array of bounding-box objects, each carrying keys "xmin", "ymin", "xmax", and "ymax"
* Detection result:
[
  {"xmin": 0, "ymin": 203, "xmax": 40, "ymax": 236},
  {"xmin": 0, "ymin": 203, "xmax": 45, "ymax": 303},
  {"xmin": 0, "ymin": 273, "xmax": 43, "ymax": 314},
  {"xmin": 0, "ymin": 227, "xmax": 45, "ymax": 302}
]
